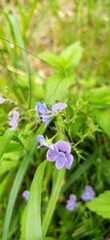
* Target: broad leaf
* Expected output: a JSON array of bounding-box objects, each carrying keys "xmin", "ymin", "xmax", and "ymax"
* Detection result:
[
  {"xmin": 38, "ymin": 52, "xmax": 62, "ymax": 70},
  {"xmin": 60, "ymin": 42, "xmax": 83, "ymax": 69},
  {"xmin": 45, "ymin": 72, "xmax": 74, "ymax": 104},
  {"xmin": 87, "ymin": 191, "xmax": 110, "ymax": 219}
]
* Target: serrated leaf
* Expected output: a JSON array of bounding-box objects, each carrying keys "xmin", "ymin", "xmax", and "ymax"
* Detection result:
[
  {"xmin": 25, "ymin": 160, "xmax": 47, "ymax": 240},
  {"xmin": 45, "ymin": 72, "xmax": 74, "ymax": 104},
  {"xmin": 87, "ymin": 191, "xmax": 110, "ymax": 219},
  {"xmin": 60, "ymin": 42, "xmax": 83, "ymax": 69},
  {"xmin": 38, "ymin": 52, "xmax": 62, "ymax": 69}
]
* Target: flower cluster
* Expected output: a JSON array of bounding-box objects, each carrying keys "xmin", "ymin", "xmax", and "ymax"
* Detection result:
[
  {"xmin": 36, "ymin": 102, "xmax": 67, "ymax": 126},
  {"xmin": 37, "ymin": 135, "xmax": 73, "ymax": 170},
  {"xmin": 9, "ymin": 110, "xmax": 20, "ymax": 129},
  {"xmin": 66, "ymin": 185, "xmax": 95, "ymax": 211}
]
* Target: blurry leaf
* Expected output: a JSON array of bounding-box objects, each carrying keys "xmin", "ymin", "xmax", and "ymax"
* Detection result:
[
  {"xmin": 42, "ymin": 238, "xmax": 55, "ymax": 240},
  {"xmin": 5, "ymin": 12, "xmax": 32, "ymax": 108},
  {"xmin": 20, "ymin": 207, "xmax": 27, "ymax": 240},
  {"xmin": 94, "ymin": 109, "xmax": 110, "ymax": 138},
  {"xmin": 38, "ymin": 52, "xmax": 62, "ymax": 69},
  {"xmin": 0, "ymin": 175, "xmax": 11, "ymax": 198},
  {"xmin": 7, "ymin": 141, "xmax": 22, "ymax": 152},
  {"xmin": 102, "ymin": 159, "xmax": 110, "ymax": 184},
  {"xmin": 38, "ymin": 42, "xmax": 83, "ymax": 71},
  {"xmin": 26, "ymin": 160, "xmax": 47, "ymax": 240},
  {"xmin": 89, "ymin": 87, "xmax": 110, "ymax": 104},
  {"xmin": 0, "ymin": 160, "xmax": 19, "ymax": 176},
  {"xmin": 45, "ymin": 73, "xmax": 74, "ymax": 104},
  {"xmin": 0, "ymin": 129, "xmax": 15, "ymax": 159},
  {"xmin": 60, "ymin": 42, "xmax": 83, "ymax": 69},
  {"xmin": 87, "ymin": 191, "xmax": 110, "ymax": 219}
]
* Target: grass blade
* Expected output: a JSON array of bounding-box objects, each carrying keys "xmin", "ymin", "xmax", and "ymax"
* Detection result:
[
  {"xmin": 26, "ymin": 160, "xmax": 47, "ymax": 240},
  {"xmin": 2, "ymin": 125, "xmax": 44, "ymax": 240},
  {"xmin": 5, "ymin": 11, "xmax": 32, "ymax": 109}
]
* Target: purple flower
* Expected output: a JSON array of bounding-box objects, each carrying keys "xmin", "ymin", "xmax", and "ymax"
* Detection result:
[
  {"xmin": 81, "ymin": 185, "xmax": 95, "ymax": 201},
  {"xmin": 66, "ymin": 194, "xmax": 78, "ymax": 211},
  {"xmin": 9, "ymin": 109, "xmax": 20, "ymax": 129},
  {"xmin": 22, "ymin": 190, "xmax": 29, "ymax": 200},
  {"xmin": 9, "ymin": 119, "xmax": 18, "ymax": 129},
  {"xmin": 0, "ymin": 96, "xmax": 5, "ymax": 104},
  {"xmin": 36, "ymin": 102, "xmax": 47, "ymax": 118},
  {"xmin": 36, "ymin": 135, "xmax": 54, "ymax": 149},
  {"xmin": 36, "ymin": 101, "xmax": 67, "ymax": 126},
  {"xmin": 41, "ymin": 114, "xmax": 52, "ymax": 126},
  {"xmin": 46, "ymin": 140, "xmax": 73, "ymax": 169},
  {"xmin": 12, "ymin": 110, "xmax": 20, "ymax": 119},
  {"xmin": 37, "ymin": 135, "xmax": 50, "ymax": 148},
  {"xmin": 52, "ymin": 103, "xmax": 67, "ymax": 114}
]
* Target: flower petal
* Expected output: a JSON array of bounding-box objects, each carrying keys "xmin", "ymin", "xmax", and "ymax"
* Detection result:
[
  {"xmin": 36, "ymin": 135, "xmax": 49, "ymax": 148},
  {"xmin": 56, "ymin": 155, "xmax": 66, "ymax": 169},
  {"xmin": 81, "ymin": 185, "xmax": 95, "ymax": 201},
  {"xmin": 54, "ymin": 140, "xmax": 71, "ymax": 154},
  {"xmin": 41, "ymin": 114, "xmax": 52, "ymax": 126},
  {"xmin": 36, "ymin": 102, "xmax": 47, "ymax": 115},
  {"xmin": 46, "ymin": 146, "xmax": 59, "ymax": 162},
  {"xmin": 52, "ymin": 102, "xmax": 67, "ymax": 114},
  {"xmin": 65, "ymin": 153, "xmax": 73, "ymax": 169},
  {"xmin": 12, "ymin": 110, "xmax": 20, "ymax": 120},
  {"xmin": 9, "ymin": 119, "xmax": 18, "ymax": 129},
  {"xmin": 0, "ymin": 96, "xmax": 5, "ymax": 104}
]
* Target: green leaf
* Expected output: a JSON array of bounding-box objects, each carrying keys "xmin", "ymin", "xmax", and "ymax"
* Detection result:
[
  {"xmin": 2, "ymin": 124, "xmax": 45, "ymax": 240},
  {"xmin": 94, "ymin": 109, "xmax": 110, "ymax": 138},
  {"xmin": 5, "ymin": 12, "xmax": 32, "ymax": 109},
  {"xmin": 87, "ymin": 191, "xmax": 110, "ymax": 219},
  {"xmin": 45, "ymin": 72, "xmax": 74, "ymax": 104},
  {"xmin": 25, "ymin": 161, "xmax": 47, "ymax": 240},
  {"xmin": 38, "ymin": 42, "xmax": 83, "ymax": 71},
  {"xmin": 0, "ymin": 160, "xmax": 19, "ymax": 176},
  {"xmin": 0, "ymin": 129, "xmax": 15, "ymax": 159},
  {"xmin": 38, "ymin": 52, "xmax": 62, "ymax": 70},
  {"xmin": 89, "ymin": 86, "xmax": 110, "ymax": 105},
  {"xmin": 42, "ymin": 167, "xmax": 65, "ymax": 237},
  {"xmin": 60, "ymin": 42, "xmax": 83, "ymax": 69}
]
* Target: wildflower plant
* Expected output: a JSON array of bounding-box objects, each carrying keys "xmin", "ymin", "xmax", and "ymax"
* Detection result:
[{"xmin": 1, "ymin": 16, "xmax": 110, "ymax": 240}]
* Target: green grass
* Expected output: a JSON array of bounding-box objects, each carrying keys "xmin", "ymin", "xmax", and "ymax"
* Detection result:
[{"xmin": 0, "ymin": 1, "xmax": 110, "ymax": 239}]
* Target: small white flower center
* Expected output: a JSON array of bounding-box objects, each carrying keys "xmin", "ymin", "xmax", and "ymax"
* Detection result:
[{"xmin": 59, "ymin": 151, "xmax": 65, "ymax": 157}]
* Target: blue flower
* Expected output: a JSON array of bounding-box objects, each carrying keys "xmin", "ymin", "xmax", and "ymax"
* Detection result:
[
  {"xmin": 9, "ymin": 110, "xmax": 20, "ymax": 129},
  {"xmin": 36, "ymin": 102, "xmax": 48, "ymax": 118},
  {"xmin": 22, "ymin": 190, "xmax": 29, "ymax": 200},
  {"xmin": 0, "ymin": 95, "xmax": 5, "ymax": 104},
  {"xmin": 36, "ymin": 135, "xmax": 54, "ymax": 149},
  {"xmin": 36, "ymin": 101, "xmax": 67, "ymax": 126},
  {"xmin": 81, "ymin": 185, "xmax": 95, "ymax": 201},
  {"xmin": 66, "ymin": 194, "xmax": 78, "ymax": 211},
  {"xmin": 52, "ymin": 102, "xmax": 67, "ymax": 114},
  {"xmin": 46, "ymin": 140, "xmax": 73, "ymax": 169}
]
